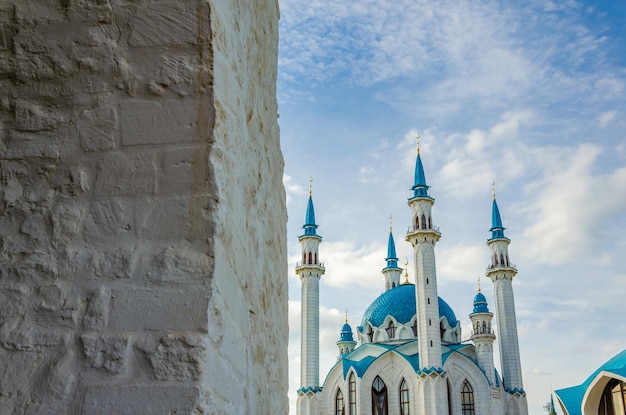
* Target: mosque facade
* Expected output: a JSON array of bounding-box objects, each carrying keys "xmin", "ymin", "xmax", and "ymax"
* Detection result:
[{"xmin": 295, "ymin": 147, "xmax": 529, "ymax": 415}]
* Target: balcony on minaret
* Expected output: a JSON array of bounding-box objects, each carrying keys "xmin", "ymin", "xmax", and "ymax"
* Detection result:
[
  {"xmin": 471, "ymin": 326, "xmax": 495, "ymax": 336},
  {"xmin": 485, "ymin": 262, "xmax": 517, "ymax": 272},
  {"xmin": 295, "ymin": 261, "xmax": 325, "ymax": 272}
]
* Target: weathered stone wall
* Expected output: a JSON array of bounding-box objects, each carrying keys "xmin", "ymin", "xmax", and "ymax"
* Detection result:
[{"xmin": 0, "ymin": 0, "xmax": 286, "ymax": 414}]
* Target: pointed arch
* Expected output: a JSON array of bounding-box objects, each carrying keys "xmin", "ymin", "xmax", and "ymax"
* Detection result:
[
  {"xmin": 314, "ymin": 252, "xmax": 317, "ymax": 264},
  {"xmin": 348, "ymin": 372, "xmax": 357, "ymax": 415},
  {"xmin": 372, "ymin": 376, "xmax": 388, "ymax": 415},
  {"xmin": 386, "ymin": 321, "xmax": 396, "ymax": 339},
  {"xmin": 500, "ymin": 253, "xmax": 505, "ymax": 267},
  {"xmin": 308, "ymin": 252, "xmax": 313, "ymax": 264},
  {"xmin": 421, "ymin": 214, "xmax": 427, "ymax": 229},
  {"xmin": 335, "ymin": 388, "xmax": 345, "ymax": 415},
  {"xmin": 428, "ymin": 216, "xmax": 432, "ymax": 229},
  {"xmin": 399, "ymin": 378, "xmax": 410, "ymax": 415},
  {"xmin": 461, "ymin": 379, "xmax": 475, "ymax": 415}
]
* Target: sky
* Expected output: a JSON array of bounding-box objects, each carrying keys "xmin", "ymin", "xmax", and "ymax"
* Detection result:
[{"xmin": 277, "ymin": 1, "xmax": 626, "ymax": 413}]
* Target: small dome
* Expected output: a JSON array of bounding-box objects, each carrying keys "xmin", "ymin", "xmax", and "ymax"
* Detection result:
[
  {"xmin": 362, "ymin": 284, "xmax": 458, "ymax": 328},
  {"xmin": 472, "ymin": 292, "xmax": 490, "ymax": 314},
  {"xmin": 339, "ymin": 322, "xmax": 354, "ymax": 342}
]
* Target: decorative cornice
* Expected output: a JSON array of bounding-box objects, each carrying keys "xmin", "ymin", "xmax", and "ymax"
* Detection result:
[
  {"xmin": 297, "ymin": 386, "xmax": 323, "ymax": 395},
  {"xmin": 416, "ymin": 367, "xmax": 447, "ymax": 378},
  {"xmin": 505, "ymin": 387, "xmax": 526, "ymax": 397}
]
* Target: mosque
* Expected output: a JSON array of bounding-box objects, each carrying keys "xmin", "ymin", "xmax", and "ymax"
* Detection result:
[{"xmin": 295, "ymin": 145, "xmax": 529, "ymax": 415}]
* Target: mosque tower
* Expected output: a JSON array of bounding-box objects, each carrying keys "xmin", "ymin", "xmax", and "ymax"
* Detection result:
[
  {"xmin": 336, "ymin": 314, "xmax": 357, "ymax": 360},
  {"xmin": 382, "ymin": 218, "xmax": 403, "ymax": 291},
  {"xmin": 486, "ymin": 185, "xmax": 528, "ymax": 413},
  {"xmin": 469, "ymin": 279, "xmax": 497, "ymax": 387},
  {"xmin": 405, "ymin": 138, "xmax": 448, "ymax": 414},
  {"xmin": 296, "ymin": 182, "xmax": 325, "ymax": 415}
]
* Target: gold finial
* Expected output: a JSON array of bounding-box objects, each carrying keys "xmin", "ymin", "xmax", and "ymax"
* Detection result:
[
  {"xmin": 416, "ymin": 133, "xmax": 421, "ymax": 155},
  {"xmin": 345, "ymin": 309, "xmax": 349, "ymax": 324},
  {"xmin": 403, "ymin": 258, "xmax": 410, "ymax": 284},
  {"xmin": 477, "ymin": 275, "xmax": 481, "ymax": 292},
  {"xmin": 309, "ymin": 177, "xmax": 313, "ymax": 197},
  {"xmin": 389, "ymin": 215, "xmax": 393, "ymax": 232},
  {"xmin": 491, "ymin": 180, "xmax": 496, "ymax": 200}
]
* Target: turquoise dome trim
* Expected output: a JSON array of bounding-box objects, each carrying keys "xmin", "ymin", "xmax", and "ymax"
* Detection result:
[
  {"xmin": 339, "ymin": 322, "xmax": 354, "ymax": 342},
  {"xmin": 472, "ymin": 292, "xmax": 490, "ymax": 314},
  {"xmin": 361, "ymin": 284, "xmax": 458, "ymax": 328}
]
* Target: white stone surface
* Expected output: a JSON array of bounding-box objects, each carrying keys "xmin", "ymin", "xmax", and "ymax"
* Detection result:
[{"xmin": 0, "ymin": 0, "xmax": 286, "ymax": 413}]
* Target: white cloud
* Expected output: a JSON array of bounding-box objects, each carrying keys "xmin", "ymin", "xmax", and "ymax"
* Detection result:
[
  {"xmin": 284, "ymin": 175, "xmax": 307, "ymax": 205},
  {"xmin": 597, "ymin": 110, "xmax": 617, "ymax": 127},
  {"xmin": 437, "ymin": 245, "xmax": 484, "ymax": 282},
  {"xmin": 518, "ymin": 144, "xmax": 626, "ymax": 265}
]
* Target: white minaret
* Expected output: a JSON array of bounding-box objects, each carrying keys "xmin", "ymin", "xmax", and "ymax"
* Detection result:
[
  {"xmin": 486, "ymin": 185, "xmax": 528, "ymax": 414},
  {"xmin": 405, "ymin": 138, "xmax": 448, "ymax": 415},
  {"xmin": 469, "ymin": 279, "xmax": 496, "ymax": 388},
  {"xmin": 382, "ymin": 217, "xmax": 403, "ymax": 291},
  {"xmin": 296, "ymin": 182, "xmax": 325, "ymax": 415}
]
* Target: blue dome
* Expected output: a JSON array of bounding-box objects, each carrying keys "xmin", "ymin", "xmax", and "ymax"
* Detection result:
[
  {"xmin": 472, "ymin": 292, "xmax": 491, "ymax": 314},
  {"xmin": 361, "ymin": 284, "xmax": 458, "ymax": 328},
  {"xmin": 339, "ymin": 322, "xmax": 354, "ymax": 342}
]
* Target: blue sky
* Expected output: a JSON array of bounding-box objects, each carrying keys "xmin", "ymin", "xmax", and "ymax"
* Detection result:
[{"xmin": 277, "ymin": 1, "xmax": 626, "ymax": 413}]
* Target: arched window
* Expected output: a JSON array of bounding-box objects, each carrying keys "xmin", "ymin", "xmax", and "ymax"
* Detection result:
[
  {"xmin": 308, "ymin": 252, "xmax": 312, "ymax": 264},
  {"xmin": 335, "ymin": 389, "xmax": 345, "ymax": 415},
  {"xmin": 506, "ymin": 255, "xmax": 510, "ymax": 266},
  {"xmin": 428, "ymin": 216, "xmax": 432, "ymax": 229},
  {"xmin": 415, "ymin": 217, "xmax": 419, "ymax": 230},
  {"xmin": 372, "ymin": 376, "xmax": 388, "ymax": 415},
  {"xmin": 348, "ymin": 373, "xmax": 357, "ymax": 415},
  {"xmin": 461, "ymin": 380, "xmax": 475, "ymax": 415},
  {"xmin": 386, "ymin": 321, "xmax": 396, "ymax": 339},
  {"xmin": 400, "ymin": 378, "xmax": 410, "ymax": 415},
  {"xmin": 598, "ymin": 378, "xmax": 626, "ymax": 415},
  {"xmin": 314, "ymin": 252, "xmax": 317, "ymax": 264},
  {"xmin": 482, "ymin": 322, "xmax": 487, "ymax": 333},
  {"xmin": 411, "ymin": 320, "xmax": 417, "ymax": 337},
  {"xmin": 392, "ymin": 282, "xmax": 396, "ymax": 288},
  {"xmin": 500, "ymin": 254, "xmax": 505, "ymax": 267},
  {"xmin": 493, "ymin": 254, "xmax": 498, "ymax": 266},
  {"xmin": 421, "ymin": 214, "xmax": 427, "ymax": 229},
  {"xmin": 303, "ymin": 253, "xmax": 306, "ymax": 263}
]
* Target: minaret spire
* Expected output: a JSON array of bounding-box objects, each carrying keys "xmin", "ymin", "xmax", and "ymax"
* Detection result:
[
  {"xmin": 296, "ymin": 187, "xmax": 325, "ymax": 415},
  {"xmin": 303, "ymin": 178, "xmax": 318, "ymax": 236},
  {"xmin": 412, "ymin": 134, "xmax": 430, "ymax": 198},
  {"xmin": 405, "ymin": 140, "xmax": 448, "ymax": 415},
  {"xmin": 382, "ymin": 216, "xmax": 402, "ymax": 291},
  {"xmin": 490, "ymin": 181, "xmax": 506, "ymax": 240},
  {"xmin": 485, "ymin": 189, "xmax": 528, "ymax": 414}
]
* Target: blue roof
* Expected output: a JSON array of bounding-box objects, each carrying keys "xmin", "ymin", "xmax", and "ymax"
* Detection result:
[
  {"xmin": 471, "ymin": 292, "xmax": 491, "ymax": 314},
  {"xmin": 337, "ymin": 341, "xmax": 492, "ymax": 384},
  {"xmin": 361, "ymin": 284, "xmax": 458, "ymax": 328},
  {"xmin": 411, "ymin": 153, "xmax": 430, "ymax": 198},
  {"xmin": 489, "ymin": 199, "xmax": 506, "ymax": 240},
  {"xmin": 339, "ymin": 322, "xmax": 354, "ymax": 342},
  {"xmin": 302, "ymin": 196, "xmax": 319, "ymax": 236},
  {"xmin": 383, "ymin": 231, "xmax": 400, "ymax": 270},
  {"xmin": 555, "ymin": 349, "xmax": 626, "ymax": 415}
]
